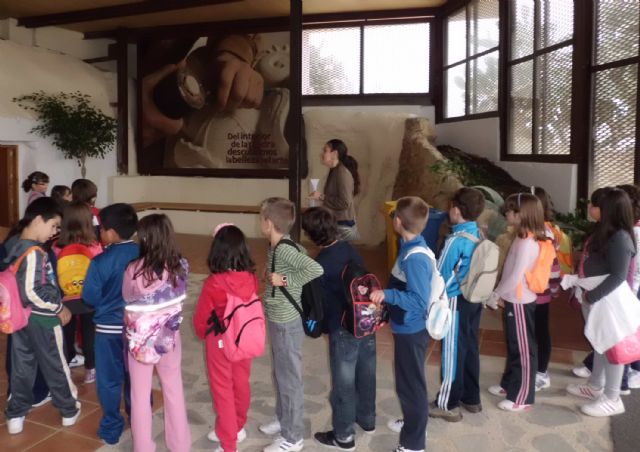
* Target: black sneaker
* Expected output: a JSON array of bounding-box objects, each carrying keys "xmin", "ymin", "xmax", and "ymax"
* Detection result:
[
  {"xmin": 357, "ymin": 422, "xmax": 376, "ymax": 434},
  {"xmin": 314, "ymin": 431, "xmax": 356, "ymax": 451}
]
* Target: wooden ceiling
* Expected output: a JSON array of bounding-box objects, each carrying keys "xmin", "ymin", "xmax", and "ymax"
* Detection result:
[{"xmin": 1, "ymin": 0, "xmax": 447, "ymax": 33}]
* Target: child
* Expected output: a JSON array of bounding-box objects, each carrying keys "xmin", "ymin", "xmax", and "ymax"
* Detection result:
[
  {"xmin": 370, "ymin": 196, "xmax": 431, "ymax": 452},
  {"xmin": 532, "ymin": 187, "xmax": 562, "ymax": 392},
  {"xmin": 54, "ymin": 202, "xmax": 103, "ymax": 383},
  {"xmin": 487, "ymin": 192, "xmax": 549, "ymax": 412},
  {"xmin": 194, "ymin": 224, "xmax": 260, "ymax": 452},
  {"xmin": 71, "ymin": 178, "xmax": 100, "ymax": 238},
  {"xmin": 430, "ymin": 187, "xmax": 485, "ymax": 422},
  {"xmin": 122, "ymin": 214, "xmax": 191, "ymax": 451},
  {"xmin": 566, "ymin": 188, "xmax": 636, "ymax": 416},
  {"xmin": 258, "ymin": 197, "xmax": 324, "ymax": 452},
  {"xmin": 82, "ymin": 203, "xmax": 139, "ymax": 445},
  {"xmin": 301, "ymin": 207, "xmax": 375, "ymax": 451},
  {"xmin": 22, "ymin": 171, "xmax": 49, "ymax": 206},
  {"xmin": 51, "ymin": 185, "xmax": 72, "ymax": 206},
  {"xmin": 4, "ymin": 197, "xmax": 80, "ymax": 434}
]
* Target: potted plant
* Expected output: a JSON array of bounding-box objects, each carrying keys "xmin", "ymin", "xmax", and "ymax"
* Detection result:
[{"xmin": 13, "ymin": 91, "xmax": 117, "ymax": 178}]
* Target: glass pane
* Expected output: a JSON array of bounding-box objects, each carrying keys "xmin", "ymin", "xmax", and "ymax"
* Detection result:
[
  {"xmin": 592, "ymin": 64, "xmax": 638, "ymax": 190},
  {"xmin": 363, "ymin": 23, "xmax": 430, "ymax": 94},
  {"xmin": 446, "ymin": 64, "xmax": 466, "ymax": 118},
  {"xmin": 537, "ymin": 0, "xmax": 573, "ymax": 49},
  {"xmin": 470, "ymin": 51, "xmax": 499, "ymax": 114},
  {"xmin": 508, "ymin": 60, "xmax": 533, "ymax": 154},
  {"xmin": 535, "ymin": 46, "xmax": 573, "ymax": 155},
  {"xmin": 595, "ymin": 0, "xmax": 640, "ymax": 65},
  {"xmin": 302, "ymin": 28, "xmax": 360, "ymax": 95},
  {"xmin": 511, "ymin": 0, "xmax": 534, "ymax": 59},
  {"xmin": 469, "ymin": 0, "xmax": 500, "ymax": 55},
  {"xmin": 447, "ymin": 8, "xmax": 467, "ymax": 65}
]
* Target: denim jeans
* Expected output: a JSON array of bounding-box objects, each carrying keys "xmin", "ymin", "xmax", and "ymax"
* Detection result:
[{"xmin": 329, "ymin": 328, "xmax": 376, "ymax": 440}]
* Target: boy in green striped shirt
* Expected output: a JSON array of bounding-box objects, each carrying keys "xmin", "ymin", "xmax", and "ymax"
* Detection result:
[{"xmin": 258, "ymin": 197, "xmax": 324, "ymax": 452}]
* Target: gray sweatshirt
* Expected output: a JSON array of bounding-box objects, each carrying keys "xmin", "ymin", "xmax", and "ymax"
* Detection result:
[{"xmin": 584, "ymin": 229, "xmax": 635, "ymax": 303}]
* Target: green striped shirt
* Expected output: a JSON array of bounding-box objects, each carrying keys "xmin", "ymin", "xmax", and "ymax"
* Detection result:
[{"xmin": 263, "ymin": 239, "xmax": 324, "ymax": 323}]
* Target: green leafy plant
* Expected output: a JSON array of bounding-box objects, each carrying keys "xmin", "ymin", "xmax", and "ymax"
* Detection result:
[
  {"xmin": 555, "ymin": 198, "xmax": 593, "ymax": 250},
  {"xmin": 13, "ymin": 91, "xmax": 117, "ymax": 177},
  {"xmin": 430, "ymin": 155, "xmax": 496, "ymax": 188}
]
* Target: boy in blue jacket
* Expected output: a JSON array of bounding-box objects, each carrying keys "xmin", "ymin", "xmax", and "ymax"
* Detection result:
[
  {"xmin": 83, "ymin": 203, "xmax": 139, "ymax": 445},
  {"xmin": 371, "ymin": 196, "xmax": 432, "ymax": 452},
  {"xmin": 430, "ymin": 187, "xmax": 485, "ymax": 422}
]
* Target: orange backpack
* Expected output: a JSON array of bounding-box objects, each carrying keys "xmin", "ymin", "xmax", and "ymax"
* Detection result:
[{"xmin": 525, "ymin": 239, "xmax": 557, "ymax": 294}]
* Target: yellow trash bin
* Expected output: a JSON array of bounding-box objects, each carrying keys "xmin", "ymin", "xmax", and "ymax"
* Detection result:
[{"xmin": 382, "ymin": 201, "xmax": 398, "ymax": 272}]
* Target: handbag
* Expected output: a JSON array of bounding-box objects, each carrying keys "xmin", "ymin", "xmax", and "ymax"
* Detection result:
[{"xmin": 606, "ymin": 327, "xmax": 640, "ymax": 365}]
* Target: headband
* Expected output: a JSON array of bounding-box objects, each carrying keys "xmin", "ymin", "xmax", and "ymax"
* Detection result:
[{"xmin": 213, "ymin": 222, "xmax": 235, "ymax": 237}]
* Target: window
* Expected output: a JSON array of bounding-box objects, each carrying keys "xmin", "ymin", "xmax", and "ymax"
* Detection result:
[
  {"xmin": 302, "ymin": 22, "xmax": 430, "ymax": 96},
  {"xmin": 443, "ymin": 0, "xmax": 499, "ymax": 119},
  {"xmin": 590, "ymin": 0, "xmax": 640, "ymax": 191}
]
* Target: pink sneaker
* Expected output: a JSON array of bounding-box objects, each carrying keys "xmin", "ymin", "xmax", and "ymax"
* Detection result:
[
  {"xmin": 497, "ymin": 400, "xmax": 532, "ymax": 412},
  {"xmin": 566, "ymin": 383, "xmax": 603, "ymax": 400}
]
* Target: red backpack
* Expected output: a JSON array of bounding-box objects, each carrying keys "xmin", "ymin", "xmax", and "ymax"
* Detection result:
[{"xmin": 0, "ymin": 246, "xmax": 43, "ymax": 334}]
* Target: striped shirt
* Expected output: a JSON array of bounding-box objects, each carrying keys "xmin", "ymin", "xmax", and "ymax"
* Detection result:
[{"xmin": 263, "ymin": 239, "xmax": 324, "ymax": 323}]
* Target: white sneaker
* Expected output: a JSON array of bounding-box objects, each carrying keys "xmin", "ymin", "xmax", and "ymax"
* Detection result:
[
  {"xmin": 535, "ymin": 372, "xmax": 551, "ymax": 392},
  {"xmin": 62, "ymin": 403, "xmax": 81, "ymax": 427},
  {"xmin": 572, "ymin": 365, "xmax": 591, "ymax": 378},
  {"xmin": 387, "ymin": 418, "xmax": 404, "ymax": 433},
  {"xmin": 628, "ymin": 369, "xmax": 640, "ymax": 389},
  {"xmin": 7, "ymin": 416, "xmax": 25, "ymax": 434},
  {"xmin": 620, "ymin": 389, "xmax": 631, "ymax": 396},
  {"xmin": 497, "ymin": 399, "xmax": 532, "ymax": 412},
  {"xmin": 69, "ymin": 355, "xmax": 85, "ymax": 368},
  {"xmin": 581, "ymin": 394, "xmax": 625, "ymax": 417},
  {"xmin": 259, "ymin": 419, "xmax": 282, "ymax": 436},
  {"xmin": 392, "ymin": 447, "xmax": 424, "ymax": 452},
  {"xmin": 263, "ymin": 437, "xmax": 304, "ymax": 452},
  {"xmin": 32, "ymin": 392, "xmax": 52, "ymax": 408},
  {"xmin": 488, "ymin": 385, "xmax": 507, "ymax": 397},
  {"xmin": 566, "ymin": 383, "xmax": 603, "ymax": 400},
  {"xmin": 208, "ymin": 427, "xmax": 247, "ymax": 443}
]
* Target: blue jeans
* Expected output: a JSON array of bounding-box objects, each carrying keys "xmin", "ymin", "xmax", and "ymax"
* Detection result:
[{"xmin": 329, "ymin": 328, "xmax": 376, "ymax": 440}]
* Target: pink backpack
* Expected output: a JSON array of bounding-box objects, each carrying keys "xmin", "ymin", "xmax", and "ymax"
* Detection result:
[
  {"xmin": 206, "ymin": 289, "xmax": 266, "ymax": 362},
  {"xmin": 0, "ymin": 246, "xmax": 42, "ymax": 334}
]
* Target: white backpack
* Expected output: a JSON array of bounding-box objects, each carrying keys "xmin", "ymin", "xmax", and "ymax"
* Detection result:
[
  {"xmin": 456, "ymin": 232, "xmax": 500, "ymax": 304},
  {"xmin": 391, "ymin": 246, "xmax": 451, "ymax": 340}
]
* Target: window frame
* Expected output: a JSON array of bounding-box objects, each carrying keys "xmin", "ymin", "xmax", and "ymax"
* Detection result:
[
  {"xmin": 437, "ymin": 0, "xmax": 500, "ymax": 124},
  {"xmin": 301, "ymin": 18, "xmax": 433, "ymax": 104}
]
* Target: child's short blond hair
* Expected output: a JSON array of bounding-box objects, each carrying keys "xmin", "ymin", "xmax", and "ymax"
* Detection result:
[
  {"xmin": 395, "ymin": 196, "xmax": 429, "ymax": 234},
  {"xmin": 260, "ymin": 197, "xmax": 295, "ymax": 234}
]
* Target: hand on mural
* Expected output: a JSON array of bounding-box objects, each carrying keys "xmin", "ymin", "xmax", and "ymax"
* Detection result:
[{"xmin": 215, "ymin": 51, "xmax": 264, "ymax": 112}]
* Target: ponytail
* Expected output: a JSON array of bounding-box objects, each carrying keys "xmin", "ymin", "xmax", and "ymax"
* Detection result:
[
  {"xmin": 327, "ymin": 139, "xmax": 360, "ymax": 196},
  {"xmin": 22, "ymin": 171, "xmax": 49, "ymax": 193}
]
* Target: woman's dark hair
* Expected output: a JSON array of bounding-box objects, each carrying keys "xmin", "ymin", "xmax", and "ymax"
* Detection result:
[
  {"xmin": 590, "ymin": 187, "xmax": 612, "ymax": 208},
  {"xmin": 51, "ymin": 185, "xmax": 71, "ymax": 201},
  {"xmin": 13, "ymin": 197, "xmax": 63, "ymax": 235},
  {"xmin": 134, "ymin": 214, "xmax": 185, "ymax": 287},
  {"xmin": 617, "ymin": 184, "xmax": 640, "ymax": 223},
  {"xmin": 533, "ymin": 186, "xmax": 555, "ymax": 221},
  {"xmin": 21, "ymin": 171, "xmax": 49, "ymax": 192},
  {"xmin": 301, "ymin": 207, "xmax": 339, "ymax": 246},
  {"xmin": 57, "ymin": 202, "xmax": 97, "ymax": 247},
  {"xmin": 71, "ymin": 179, "xmax": 98, "ymax": 205},
  {"xmin": 327, "ymin": 139, "xmax": 360, "ymax": 196},
  {"xmin": 590, "ymin": 188, "xmax": 636, "ymax": 255},
  {"xmin": 208, "ymin": 225, "xmax": 255, "ymax": 274}
]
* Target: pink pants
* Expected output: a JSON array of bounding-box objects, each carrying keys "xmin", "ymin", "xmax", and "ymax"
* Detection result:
[
  {"xmin": 206, "ymin": 334, "xmax": 252, "ymax": 452},
  {"xmin": 128, "ymin": 334, "xmax": 191, "ymax": 452}
]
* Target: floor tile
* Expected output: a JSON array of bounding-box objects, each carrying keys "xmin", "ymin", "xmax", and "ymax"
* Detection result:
[
  {"xmin": 25, "ymin": 430, "xmax": 104, "ymax": 452},
  {"xmin": 0, "ymin": 421, "xmax": 57, "ymax": 451}
]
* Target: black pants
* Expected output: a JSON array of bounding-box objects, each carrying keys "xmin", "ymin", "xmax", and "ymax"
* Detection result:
[
  {"xmin": 63, "ymin": 312, "xmax": 96, "ymax": 369},
  {"xmin": 436, "ymin": 295, "xmax": 482, "ymax": 409},
  {"xmin": 394, "ymin": 330, "xmax": 429, "ymax": 451},
  {"xmin": 535, "ymin": 303, "xmax": 551, "ymax": 373},
  {"xmin": 5, "ymin": 334, "xmax": 49, "ymax": 403},
  {"xmin": 500, "ymin": 302, "xmax": 537, "ymax": 406}
]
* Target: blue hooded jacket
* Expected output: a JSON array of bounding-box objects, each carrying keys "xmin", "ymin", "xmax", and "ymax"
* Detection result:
[{"xmin": 437, "ymin": 221, "xmax": 481, "ymax": 298}]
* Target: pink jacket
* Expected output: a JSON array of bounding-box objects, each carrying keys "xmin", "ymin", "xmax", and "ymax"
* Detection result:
[{"xmin": 494, "ymin": 235, "xmax": 540, "ymax": 304}]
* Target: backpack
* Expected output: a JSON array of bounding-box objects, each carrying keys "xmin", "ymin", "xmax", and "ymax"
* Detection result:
[
  {"xmin": 455, "ymin": 232, "xmax": 500, "ymax": 304},
  {"xmin": 525, "ymin": 239, "xmax": 557, "ymax": 294},
  {"xmin": 272, "ymin": 239, "xmax": 324, "ymax": 338},
  {"xmin": 206, "ymin": 289, "xmax": 266, "ymax": 362},
  {"xmin": 0, "ymin": 246, "xmax": 42, "ymax": 334},
  {"xmin": 392, "ymin": 246, "xmax": 451, "ymax": 340},
  {"xmin": 56, "ymin": 243, "xmax": 95, "ymax": 300},
  {"xmin": 550, "ymin": 223, "xmax": 573, "ymax": 275},
  {"xmin": 341, "ymin": 260, "xmax": 386, "ymax": 338}
]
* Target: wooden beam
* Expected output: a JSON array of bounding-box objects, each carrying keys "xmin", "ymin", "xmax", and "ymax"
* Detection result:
[
  {"xmin": 18, "ymin": 0, "xmax": 240, "ymax": 29},
  {"xmin": 84, "ymin": 55, "xmax": 115, "ymax": 64},
  {"xmin": 116, "ymin": 29, "xmax": 129, "ymax": 175},
  {"xmin": 289, "ymin": 0, "xmax": 303, "ymax": 241}
]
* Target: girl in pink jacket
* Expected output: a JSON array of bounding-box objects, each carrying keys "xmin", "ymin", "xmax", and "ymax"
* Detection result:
[{"xmin": 122, "ymin": 214, "xmax": 191, "ymax": 452}]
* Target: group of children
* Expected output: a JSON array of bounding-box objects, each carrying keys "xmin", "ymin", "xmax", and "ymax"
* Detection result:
[{"xmin": 3, "ymin": 170, "xmax": 639, "ymax": 452}]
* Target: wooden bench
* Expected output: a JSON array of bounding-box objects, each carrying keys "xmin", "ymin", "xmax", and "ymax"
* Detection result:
[{"xmin": 131, "ymin": 202, "xmax": 261, "ymax": 215}]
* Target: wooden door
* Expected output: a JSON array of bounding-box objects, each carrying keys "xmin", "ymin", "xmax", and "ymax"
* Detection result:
[{"xmin": 0, "ymin": 145, "xmax": 19, "ymax": 228}]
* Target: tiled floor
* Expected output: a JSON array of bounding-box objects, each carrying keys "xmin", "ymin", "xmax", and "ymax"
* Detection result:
[{"xmin": 0, "ymin": 234, "xmax": 598, "ymax": 451}]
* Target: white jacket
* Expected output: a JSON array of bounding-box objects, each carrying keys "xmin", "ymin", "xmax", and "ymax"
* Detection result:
[{"xmin": 561, "ymin": 274, "xmax": 640, "ymax": 353}]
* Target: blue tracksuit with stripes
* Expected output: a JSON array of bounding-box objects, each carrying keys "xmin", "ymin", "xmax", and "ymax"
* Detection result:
[{"xmin": 435, "ymin": 221, "xmax": 483, "ymax": 410}]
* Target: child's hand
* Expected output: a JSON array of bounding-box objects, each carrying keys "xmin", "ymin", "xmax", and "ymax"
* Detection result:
[
  {"xmin": 497, "ymin": 298, "xmax": 505, "ymax": 309},
  {"xmin": 484, "ymin": 292, "xmax": 500, "ymax": 310},
  {"xmin": 370, "ymin": 290, "xmax": 385, "ymax": 304},
  {"xmin": 58, "ymin": 306, "xmax": 72, "ymax": 326},
  {"xmin": 270, "ymin": 272, "xmax": 287, "ymax": 287}
]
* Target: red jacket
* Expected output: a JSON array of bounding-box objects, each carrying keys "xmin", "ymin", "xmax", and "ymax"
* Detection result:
[{"xmin": 193, "ymin": 271, "xmax": 259, "ymax": 340}]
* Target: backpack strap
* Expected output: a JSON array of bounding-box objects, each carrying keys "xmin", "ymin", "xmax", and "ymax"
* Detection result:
[
  {"xmin": 457, "ymin": 231, "xmax": 481, "ymax": 244},
  {"xmin": 270, "ymin": 238, "xmax": 301, "ymax": 299},
  {"xmin": 10, "ymin": 246, "xmax": 45, "ymax": 274}
]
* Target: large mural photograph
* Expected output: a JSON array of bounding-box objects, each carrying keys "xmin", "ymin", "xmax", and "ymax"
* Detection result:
[{"xmin": 138, "ymin": 31, "xmax": 290, "ymax": 173}]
